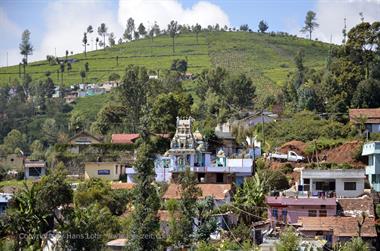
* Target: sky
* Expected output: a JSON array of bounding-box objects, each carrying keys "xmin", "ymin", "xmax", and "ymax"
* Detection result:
[{"xmin": 0, "ymin": 0, "xmax": 379, "ymax": 66}]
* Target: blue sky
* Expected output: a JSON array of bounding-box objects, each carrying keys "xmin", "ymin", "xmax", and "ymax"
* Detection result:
[{"xmin": 0, "ymin": 0, "xmax": 379, "ymax": 66}]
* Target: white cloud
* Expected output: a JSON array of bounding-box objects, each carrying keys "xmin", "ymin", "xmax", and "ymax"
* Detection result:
[
  {"xmin": 32, "ymin": 0, "xmax": 122, "ymax": 62},
  {"xmin": 118, "ymin": 0, "xmax": 230, "ymax": 30},
  {"xmin": 298, "ymin": 0, "xmax": 380, "ymax": 44},
  {"xmin": 0, "ymin": 7, "xmax": 23, "ymax": 66}
]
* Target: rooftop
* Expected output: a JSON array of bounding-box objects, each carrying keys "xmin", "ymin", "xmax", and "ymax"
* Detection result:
[
  {"xmin": 265, "ymin": 196, "xmax": 336, "ymax": 206},
  {"xmin": 337, "ymin": 195, "xmax": 374, "ymax": 217},
  {"xmin": 106, "ymin": 238, "xmax": 127, "ymax": 247},
  {"xmin": 111, "ymin": 134, "xmax": 140, "ymax": 144},
  {"xmin": 349, "ymin": 108, "xmax": 380, "ymax": 124},
  {"xmin": 298, "ymin": 216, "xmax": 377, "ymax": 237},
  {"xmin": 301, "ymin": 169, "xmax": 366, "ymax": 179},
  {"xmin": 162, "ymin": 183, "xmax": 232, "ymax": 200},
  {"xmin": 24, "ymin": 160, "xmax": 46, "ymax": 168},
  {"xmin": 111, "ymin": 182, "xmax": 135, "ymax": 190},
  {"xmin": 0, "ymin": 193, "xmax": 12, "ymax": 203}
]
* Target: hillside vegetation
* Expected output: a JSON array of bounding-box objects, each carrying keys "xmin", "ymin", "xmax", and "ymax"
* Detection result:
[{"xmin": 0, "ymin": 31, "xmax": 330, "ymax": 93}]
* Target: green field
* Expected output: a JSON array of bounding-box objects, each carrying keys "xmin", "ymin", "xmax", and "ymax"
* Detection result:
[{"xmin": 0, "ymin": 31, "xmax": 331, "ymax": 94}]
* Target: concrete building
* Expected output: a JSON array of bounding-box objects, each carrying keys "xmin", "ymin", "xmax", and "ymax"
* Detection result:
[
  {"xmin": 299, "ymin": 169, "xmax": 365, "ymax": 198},
  {"xmin": 362, "ymin": 141, "xmax": 380, "ymax": 192},
  {"xmin": 24, "ymin": 160, "xmax": 47, "ymax": 179},
  {"xmin": 349, "ymin": 108, "xmax": 380, "ymax": 133},
  {"xmin": 67, "ymin": 131, "xmax": 102, "ymax": 153},
  {"xmin": 158, "ymin": 117, "xmax": 253, "ymax": 185},
  {"xmin": 266, "ymin": 196, "xmax": 337, "ymax": 225},
  {"xmin": 0, "ymin": 193, "xmax": 12, "ymax": 214},
  {"xmin": 84, "ymin": 162, "xmax": 126, "ymax": 181}
]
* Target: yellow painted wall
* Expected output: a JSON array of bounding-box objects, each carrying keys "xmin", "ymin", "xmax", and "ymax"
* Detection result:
[{"xmin": 84, "ymin": 162, "xmax": 125, "ymax": 181}]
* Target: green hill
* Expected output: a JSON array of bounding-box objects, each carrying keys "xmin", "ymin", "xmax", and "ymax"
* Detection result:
[{"xmin": 0, "ymin": 31, "xmax": 331, "ymax": 95}]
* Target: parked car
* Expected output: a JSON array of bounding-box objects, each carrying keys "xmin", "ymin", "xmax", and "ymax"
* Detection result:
[{"xmin": 267, "ymin": 151, "xmax": 304, "ymax": 162}]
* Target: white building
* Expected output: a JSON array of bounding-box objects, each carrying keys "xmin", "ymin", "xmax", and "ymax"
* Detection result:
[
  {"xmin": 362, "ymin": 141, "xmax": 380, "ymax": 192},
  {"xmin": 299, "ymin": 169, "xmax": 365, "ymax": 198}
]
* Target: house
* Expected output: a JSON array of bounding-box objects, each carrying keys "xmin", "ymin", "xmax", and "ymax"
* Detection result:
[
  {"xmin": 0, "ymin": 153, "xmax": 24, "ymax": 171},
  {"xmin": 362, "ymin": 141, "xmax": 380, "ymax": 192},
  {"xmin": 163, "ymin": 183, "xmax": 233, "ymax": 206},
  {"xmin": 297, "ymin": 216, "xmax": 377, "ymax": 245},
  {"xmin": 67, "ymin": 131, "xmax": 102, "ymax": 153},
  {"xmin": 160, "ymin": 117, "xmax": 253, "ymax": 185},
  {"xmin": 84, "ymin": 162, "xmax": 126, "ymax": 181},
  {"xmin": 162, "ymin": 183, "xmax": 236, "ymax": 231},
  {"xmin": 0, "ymin": 193, "xmax": 12, "ymax": 214},
  {"xmin": 24, "ymin": 160, "xmax": 47, "ymax": 179},
  {"xmin": 349, "ymin": 108, "xmax": 380, "ymax": 133},
  {"xmin": 111, "ymin": 134, "xmax": 140, "ymax": 144},
  {"xmin": 265, "ymin": 196, "xmax": 337, "ymax": 225},
  {"xmin": 299, "ymin": 169, "xmax": 366, "ymax": 197},
  {"xmin": 336, "ymin": 195, "xmax": 375, "ymax": 217}
]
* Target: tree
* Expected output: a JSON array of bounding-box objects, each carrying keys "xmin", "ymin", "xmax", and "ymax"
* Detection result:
[
  {"xmin": 80, "ymin": 70, "xmax": 86, "ymax": 84},
  {"xmin": 177, "ymin": 167, "xmax": 202, "ymax": 246},
  {"xmin": 95, "ymin": 37, "xmax": 99, "ymax": 50},
  {"xmin": 97, "ymin": 23, "xmax": 108, "ymax": 50},
  {"xmin": 19, "ymin": 29, "xmax": 33, "ymax": 64},
  {"xmin": 171, "ymin": 59, "xmax": 188, "ymax": 73},
  {"xmin": 59, "ymin": 203, "xmax": 120, "ymax": 251},
  {"xmin": 149, "ymin": 93, "xmax": 191, "ymax": 133},
  {"xmin": 352, "ymin": 79, "xmax": 380, "ymax": 108},
  {"xmin": 339, "ymin": 237, "xmax": 369, "ymax": 251},
  {"xmin": 149, "ymin": 22, "xmax": 160, "ymax": 42},
  {"xmin": 134, "ymin": 31, "xmax": 140, "ymax": 40},
  {"xmin": 276, "ymin": 227, "xmax": 300, "ymax": 251},
  {"xmin": 258, "ymin": 20, "xmax": 269, "ymax": 33},
  {"xmin": 108, "ymin": 73, "xmax": 120, "ymax": 82},
  {"xmin": 29, "ymin": 140, "xmax": 44, "ymax": 160},
  {"xmin": 118, "ymin": 38, "xmax": 123, "ymax": 44},
  {"xmin": 65, "ymin": 50, "xmax": 69, "ymax": 60},
  {"xmin": 124, "ymin": 17, "xmax": 135, "ymax": 41},
  {"xmin": 234, "ymin": 173, "xmax": 267, "ymax": 224},
  {"xmin": 240, "ymin": 24, "xmax": 249, "ymax": 31},
  {"xmin": 126, "ymin": 137, "xmax": 160, "ymax": 251},
  {"xmin": 138, "ymin": 23, "xmax": 147, "ymax": 37},
  {"xmin": 82, "ymin": 32, "xmax": 88, "ymax": 56},
  {"xmin": 119, "ymin": 65, "xmax": 150, "ymax": 132},
  {"xmin": 85, "ymin": 62, "xmax": 89, "ymax": 72},
  {"xmin": 67, "ymin": 62, "xmax": 72, "ymax": 72},
  {"xmin": 223, "ymin": 73, "xmax": 255, "ymax": 110},
  {"xmin": 108, "ymin": 32, "xmax": 116, "ymax": 47},
  {"xmin": 42, "ymin": 118, "xmax": 59, "ymax": 145},
  {"xmin": 193, "ymin": 23, "xmax": 202, "ymax": 44},
  {"xmin": 168, "ymin": 20, "xmax": 179, "ymax": 53},
  {"xmin": 87, "ymin": 25, "xmax": 93, "ymax": 34},
  {"xmin": 301, "ymin": 11, "xmax": 319, "ymax": 40},
  {"xmin": 2, "ymin": 129, "xmax": 27, "ymax": 154}
]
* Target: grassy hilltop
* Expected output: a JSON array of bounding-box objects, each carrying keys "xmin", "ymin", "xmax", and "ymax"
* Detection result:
[{"xmin": 0, "ymin": 31, "xmax": 330, "ymax": 91}]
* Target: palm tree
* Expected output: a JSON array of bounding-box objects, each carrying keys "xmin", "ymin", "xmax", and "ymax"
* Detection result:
[{"xmin": 233, "ymin": 173, "xmax": 267, "ymax": 224}]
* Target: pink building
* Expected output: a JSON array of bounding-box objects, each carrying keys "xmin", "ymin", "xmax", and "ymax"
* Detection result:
[{"xmin": 265, "ymin": 196, "xmax": 336, "ymax": 225}]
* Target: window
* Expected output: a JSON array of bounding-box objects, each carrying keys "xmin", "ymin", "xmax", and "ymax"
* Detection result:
[
  {"xmin": 316, "ymin": 182, "xmax": 324, "ymax": 190},
  {"xmin": 372, "ymin": 174, "xmax": 377, "ymax": 184},
  {"xmin": 272, "ymin": 208, "xmax": 278, "ymax": 219},
  {"xmin": 198, "ymin": 173, "xmax": 205, "ymax": 183},
  {"xmin": 29, "ymin": 167, "xmax": 42, "ymax": 177},
  {"xmin": 308, "ymin": 210, "xmax": 317, "ymax": 217},
  {"xmin": 304, "ymin": 179, "xmax": 310, "ymax": 184},
  {"xmin": 319, "ymin": 210, "xmax": 327, "ymax": 217},
  {"xmin": 321, "ymin": 205, "xmax": 326, "ymax": 209},
  {"xmin": 344, "ymin": 182, "xmax": 356, "ymax": 191},
  {"xmin": 369, "ymin": 156, "xmax": 373, "ymax": 166},
  {"xmin": 216, "ymin": 173, "xmax": 224, "ymax": 183}
]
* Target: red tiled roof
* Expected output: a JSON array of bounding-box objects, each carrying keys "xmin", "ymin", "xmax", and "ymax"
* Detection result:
[
  {"xmin": 266, "ymin": 196, "xmax": 336, "ymax": 206},
  {"xmin": 111, "ymin": 182, "xmax": 135, "ymax": 190},
  {"xmin": 349, "ymin": 108, "xmax": 380, "ymax": 124},
  {"xmin": 298, "ymin": 216, "xmax": 377, "ymax": 237},
  {"xmin": 111, "ymin": 134, "xmax": 140, "ymax": 144},
  {"xmin": 337, "ymin": 195, "xmax": 374, "ymax": 217},
  {"xmin": 162, "ymin": 183, "xmax": 232, "ymax": 200}
]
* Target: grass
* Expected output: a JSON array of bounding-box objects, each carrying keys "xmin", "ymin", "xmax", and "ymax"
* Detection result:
[{"xmin": 71, "ymin": 93, "xmax": 110, "ymax": 121}]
